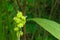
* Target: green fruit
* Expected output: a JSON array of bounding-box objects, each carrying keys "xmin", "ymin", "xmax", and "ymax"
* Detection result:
[
  {"xmin": 20, "ymin": 31, "xmax": 23, "ymax": 36},
  {"xmin": 17, "ymin": 23, "xmax": 23, "ymax": 28},
  {"xmin": 13, "ymin": 17, "xmax": 22, "ymax": 23},
  {"xmin": 17, "ymin": 11, "xmax": 23, "ymax": 18},
  {"xmin": 14, "ymin": 27, "xmax": 19, "ymax": 31}
]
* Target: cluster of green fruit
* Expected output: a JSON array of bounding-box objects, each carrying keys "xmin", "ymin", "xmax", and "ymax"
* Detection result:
[{"xmin": 13, "ymin": 11, "xmax": 26, "ymax": 38}]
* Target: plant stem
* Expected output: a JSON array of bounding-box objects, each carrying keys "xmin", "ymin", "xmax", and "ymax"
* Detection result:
[
  {"xmin": 12, "ymin": 0, "xmax": 18, "ymax": 13},
  {"xmin": 49, "ymin": 0, "xmax": 58, "ymax": 19}
]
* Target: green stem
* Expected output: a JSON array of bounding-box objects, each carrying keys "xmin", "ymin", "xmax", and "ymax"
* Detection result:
[
  {"xmin": 17, "ymin": 36, "xmax": 20, "ymax": 40},
  {"xmin": 49, "ymin": 0, "xmax": 58, "ymax": 19}
]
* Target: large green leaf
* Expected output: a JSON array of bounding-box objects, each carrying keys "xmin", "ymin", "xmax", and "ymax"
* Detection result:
[{"xmin": 27, "ymin": 18, "xmax": 60, "ymax": 39}]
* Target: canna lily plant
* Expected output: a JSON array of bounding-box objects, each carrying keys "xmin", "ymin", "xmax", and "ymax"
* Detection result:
[{"xmin": 13, "ymin": 11, "xmax": 60, "ymax": 40}]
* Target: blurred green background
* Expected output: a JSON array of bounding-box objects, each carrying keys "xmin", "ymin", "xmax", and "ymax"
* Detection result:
[{"xmin": 0, "ymin": 0, "xmax": 60, "ymax": 40}]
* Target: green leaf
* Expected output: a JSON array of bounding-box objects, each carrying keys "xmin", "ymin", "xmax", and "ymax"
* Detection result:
[{"xmin": 27, "ymin": 18, "xmax": 60, "ymax": 39}]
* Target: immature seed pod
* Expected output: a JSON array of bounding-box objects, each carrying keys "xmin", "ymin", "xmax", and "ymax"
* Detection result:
[
  {"xmin": 17, "ymin": 23, "xmax": 24, "ymax": 28},
  {"xmin": 14, "ymin": 27, "xmax": 19, "ymax": 31},
  {"xmin": 13, "ymin": 17, "xmax": 22, "ymax": 23},
  {"xmin": 20, "ymin": 31, "xmax": 23, "ymax": 36},
  {"xmin": 17, "ymin": 11, "xmax": 23, "ymax": 18}
]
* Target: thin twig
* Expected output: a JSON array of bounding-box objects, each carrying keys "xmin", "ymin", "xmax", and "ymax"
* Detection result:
[
  {"xmin": 49, "ymin": 0, "xmax": 58, "ymax": 19},
  {"xmin": 12, "ymin": 0, "xmax": 18, "ymax": 13}
]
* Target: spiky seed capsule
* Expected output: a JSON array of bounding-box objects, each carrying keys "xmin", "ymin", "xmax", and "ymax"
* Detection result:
[
  {"xmin": 17, "ymin": 11, "xmax": 23, "ymax": 18},
  {"xmin": 14, "ymin": 27, "xmax": 19, "ymax": 31}
]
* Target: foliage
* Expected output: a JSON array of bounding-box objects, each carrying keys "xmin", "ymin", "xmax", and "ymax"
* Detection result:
[
  {"xmin": 0, "ymin": 0, "xmax": 60, "ymax": 40},
  {"xmin": 28, "ymin": 18, "xmax": 60, "ymax": 39}
]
